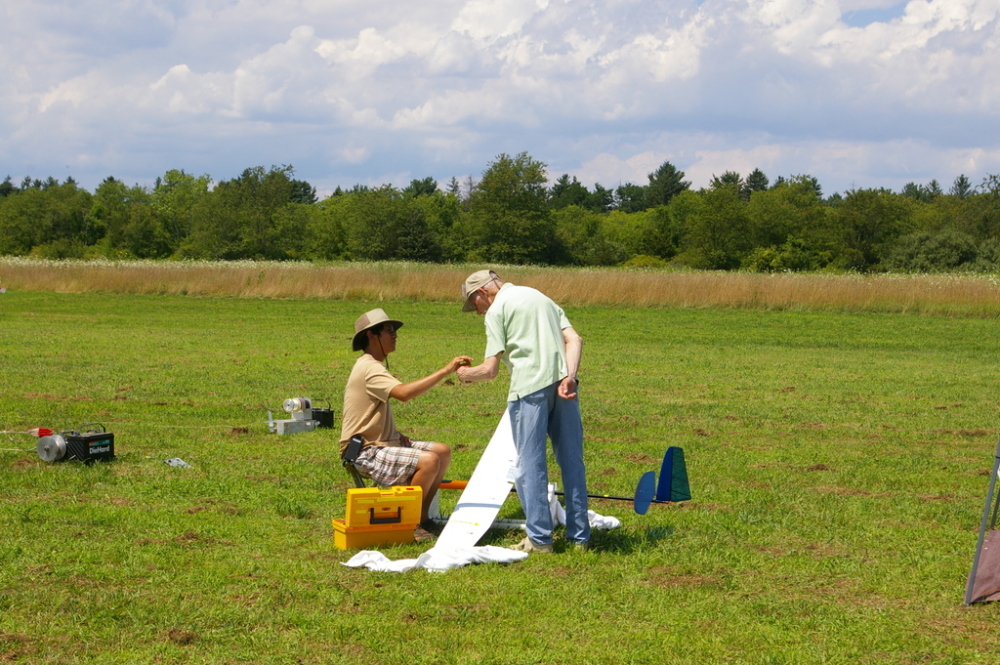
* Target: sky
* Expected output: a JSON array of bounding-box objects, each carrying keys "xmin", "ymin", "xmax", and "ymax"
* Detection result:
[{"xmin": 2, "ymin": 0, "xmax": 999, "ymax": 198}]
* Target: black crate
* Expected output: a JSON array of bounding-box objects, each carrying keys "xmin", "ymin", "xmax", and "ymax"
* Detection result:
[{"xmin": 312, "ymin": 408, "xmax": 335, "ymax": 429}]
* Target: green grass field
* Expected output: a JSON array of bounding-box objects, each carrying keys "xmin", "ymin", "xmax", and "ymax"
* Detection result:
[{"xmin": 3, "ymin": 289, "xmax": 1000, "ymax": 664}]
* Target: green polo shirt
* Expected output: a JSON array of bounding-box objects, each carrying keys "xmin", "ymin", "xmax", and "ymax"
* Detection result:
[{"xmin": 484, "ymin": 283, "xmax": 572, "ymax": 401}]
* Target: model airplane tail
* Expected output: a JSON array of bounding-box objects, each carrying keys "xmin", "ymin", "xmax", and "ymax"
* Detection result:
[
  {"xmin": 657, "ymin": 446, "xmax": 691, "ymax": 503},
  {"xmin": 630, "ymin": 446, "xmax": 691, "ymax": 514},
  {"xmin": 439, "ymin": 445, "xmax": 691, "ymax": 516}
]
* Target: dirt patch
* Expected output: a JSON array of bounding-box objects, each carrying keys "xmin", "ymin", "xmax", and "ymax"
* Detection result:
[
  {"xmin": 753, "ymin": 545, "xmax": 789, "ymax": 557},
  {"xmin": 804, "ymin": 463, "xmax": 832, "ymax": 472},
  {"xmin": 919, "ymin": 493, "xmax": 956, "ymax": 502},
  {"xmin": 230, "ymin": 592, "xmax": 260, "ymax": 608},
  {"xmin": 625, "ymin": 453, "xmax": 658, "ymax": 464},
  {"xmin": 166, "ymin": 628, "xmax": 197, "ymax": 646},
  {"xmin": 646, "ymin": 567, "xmax": 724, "ymax": 589},
  {"xmin": 138, "ymin": 531, "xmax": 233, "ymax": 548},
  {"xmin": 174, "ymin": 531, "xmax": 215, "ymax": 545},
  {"xmin": 921, "ymin": 615, "xmax": 1000, "ymax": 649},
  {"xmin": 0, "ymin": 633, "xmax": 36, "ymax": 662},
  {"xmin": 339, "ymin": 643, "xmax": 368, "ymax": 657},
  {"xmin": 814, "ymin": 485, "xmax": 881, "ymax": 497},
  {"xmin": 803, "ymin": 542, "xmax": 848, "ymax": 558},
  {"xmin": 229, "ymin": 426, "xmax": 250, "ymax": 435}
]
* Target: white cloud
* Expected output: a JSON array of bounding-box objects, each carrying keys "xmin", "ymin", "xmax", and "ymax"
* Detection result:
[
  {"xmin": 575, "ymin": 152, "xmax": 669, "ymax": 188},
  {"xmin": 452, "ymin": 0, "xmax": 549, "ymax": 41},
  {"xmin": 315, "ymin": 27, "xmax": 408, "ymax": 72},
  {"xmin": 1, "ymin": 0, "xmax": 999, "ymax": 195}
]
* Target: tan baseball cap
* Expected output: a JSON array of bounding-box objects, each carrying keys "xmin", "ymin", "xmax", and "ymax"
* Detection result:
[
  {"xmin": 352, "ymin": 308, "xmax": 403, "ymax": 351},
  {"xmin": 461, "ymin": 270, "xmax": 500, "ymax": 312}
]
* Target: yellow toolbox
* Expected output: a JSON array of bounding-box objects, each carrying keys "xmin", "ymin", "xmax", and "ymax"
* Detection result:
[{"xmin": 333, "ymin": 486, "xmax": 422, "ymax": 550}]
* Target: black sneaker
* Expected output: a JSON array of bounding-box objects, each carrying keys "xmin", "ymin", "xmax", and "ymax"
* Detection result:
[{"xmin": 418, "ymin": 520, "xmax": 442, "ymax": 535}]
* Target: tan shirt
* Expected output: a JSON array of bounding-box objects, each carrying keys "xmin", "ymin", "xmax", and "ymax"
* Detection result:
[{"xmin": 339, "ymin": 354, "xmax": 402, "ymax": 455}]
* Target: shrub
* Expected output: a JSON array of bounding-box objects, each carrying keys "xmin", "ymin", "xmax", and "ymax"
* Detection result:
[
  {"xmin": 621, "ymin": 254, "xmax": 670, "ymax": 269},
  {"xmin": 884, "ymin": 229, "xmax": 977, "ymax": 272}
]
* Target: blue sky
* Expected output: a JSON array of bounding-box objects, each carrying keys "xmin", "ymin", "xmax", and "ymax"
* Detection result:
[{"xmin": 2, "ymin": 0, "xmax": 998, "ymax": 197}]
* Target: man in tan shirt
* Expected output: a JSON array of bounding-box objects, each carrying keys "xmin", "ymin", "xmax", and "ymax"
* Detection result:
[{"xmin": 340, "ymin": 308, "xmax": 471, "ymax": 541}]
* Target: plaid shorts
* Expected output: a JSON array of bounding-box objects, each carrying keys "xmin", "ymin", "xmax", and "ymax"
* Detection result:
[{"xmin": 354, "ymin": 440, "xmax": 433, "ymax": 487}]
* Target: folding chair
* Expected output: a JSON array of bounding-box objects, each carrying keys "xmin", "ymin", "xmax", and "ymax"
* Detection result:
[{"xmin": 341, "ymin": 435, "xmax": 370, "ymax": 489}]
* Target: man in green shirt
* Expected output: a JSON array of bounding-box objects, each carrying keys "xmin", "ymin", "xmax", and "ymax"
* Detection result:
[{"xmin": 457, "ymin": 271, "xmax": 590, "ymax": 553}]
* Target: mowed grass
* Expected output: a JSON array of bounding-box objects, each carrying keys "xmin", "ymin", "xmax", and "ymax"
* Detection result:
[{"xmin": 2, "ymin": 289, "xmax": 1000, "ymax": 664}]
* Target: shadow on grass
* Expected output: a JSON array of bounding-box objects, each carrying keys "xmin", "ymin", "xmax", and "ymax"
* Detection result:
[
  {"xmin": 473, "ymin": 523, "xmax": 675, "ymax": 555},
  {"xmin": 586, "ymin": 525, "xmax": 675, "ymax": 554}
]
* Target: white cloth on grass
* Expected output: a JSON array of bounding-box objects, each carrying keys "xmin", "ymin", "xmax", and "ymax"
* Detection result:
[
  {"xmin": 342, "ymin": 486, "xmax": 620, "ymax": 573},
  {"xmin": 548, "ymin": 483, "xmax": 621, "ymax": 531},
  {"xmin": 343, "ymin": 545, "xmax": 527, "ymax": 573}
]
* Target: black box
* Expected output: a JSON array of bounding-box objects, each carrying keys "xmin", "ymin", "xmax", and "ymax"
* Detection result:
[
  {"xmin": 65, "ymin": 430, "xmax": 115, "ymax": 464},
  {"xmin": 312, "ymin": 408, "xmax": 335, "ymax": 429}
]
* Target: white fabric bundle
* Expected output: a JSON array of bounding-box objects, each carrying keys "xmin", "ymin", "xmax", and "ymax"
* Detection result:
[{"xmin": 342, "ymin": 485, "xmax": 620, "ymax": 573}]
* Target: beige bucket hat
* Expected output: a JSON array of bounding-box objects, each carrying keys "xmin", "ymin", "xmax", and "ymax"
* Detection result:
[{"xmin": 352, "ymin": 308, "xmax": 404, "ymax": 351}]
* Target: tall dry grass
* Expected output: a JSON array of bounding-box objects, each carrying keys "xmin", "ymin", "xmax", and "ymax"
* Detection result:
[{"xmin": 3, "ymin": 257, "xmax": 1000, "ymax": 315}]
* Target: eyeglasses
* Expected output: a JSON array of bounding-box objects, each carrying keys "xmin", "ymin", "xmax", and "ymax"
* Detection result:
[{"xmin": 381, "ymin": 326, "xmax": 397, "ymax": 335}]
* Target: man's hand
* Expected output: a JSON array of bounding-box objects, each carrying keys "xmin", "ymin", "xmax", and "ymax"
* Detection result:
[
  {"xmin": 447, "ymin": 356, "xmax": 473, "ymax": 373},
  {"xmin": 557, "ymin": 376, "xmax": 578, "ymax": 400}
]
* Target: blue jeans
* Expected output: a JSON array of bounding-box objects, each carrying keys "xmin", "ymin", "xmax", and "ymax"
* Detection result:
[{"xmin": 509, "ymin": 382, "xmax": 590, "ymax": 545}]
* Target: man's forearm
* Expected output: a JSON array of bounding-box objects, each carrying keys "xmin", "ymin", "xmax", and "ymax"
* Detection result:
[
  {"xmin": 563, "ymin": 328, "xmax": 582, "ymax": 380},
  {"xmin": 458, "ymin": 363, "xmax": 493, "ymax": 383},
  {"xmin": 457, "ymin": 354, "xmax": 500, "ymax": 384},
  {"xmin": 392, "ymin": 366, "xmax": 450, "ymax": 402}
]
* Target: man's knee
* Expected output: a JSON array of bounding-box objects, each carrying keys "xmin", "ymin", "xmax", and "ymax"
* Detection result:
[
  {"xmin": 415, "ymin": 450, "xmax": 441, "ymax": 474},
  {"xmin": 426, "ymin": 442, "xmax": 451, "ymax": 457},
  {"xmin": 424, "ymin": 444, "xmax": 451, "ymax": 471}
]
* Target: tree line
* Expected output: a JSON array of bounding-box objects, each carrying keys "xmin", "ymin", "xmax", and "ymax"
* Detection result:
[{"xmin": 3, "ymin": 154, "xmax": 1000, "ymax": 273}]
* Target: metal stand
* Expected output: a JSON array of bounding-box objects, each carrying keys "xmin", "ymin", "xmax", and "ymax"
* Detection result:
[{"xmin": 965, "ymin": 436, "xmax": 1000, "ymax": 605}]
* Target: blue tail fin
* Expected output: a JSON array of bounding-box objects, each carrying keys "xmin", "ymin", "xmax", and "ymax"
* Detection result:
[
  {"xmin": 655, "ymin": 447, "xmax": 691, "ymax": 502},
  {"xmin": 633, "ymin": 471, "xmax": 656, "ymax": 515}
]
